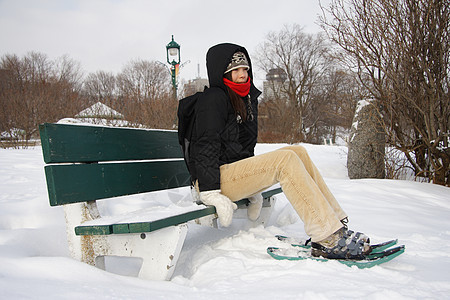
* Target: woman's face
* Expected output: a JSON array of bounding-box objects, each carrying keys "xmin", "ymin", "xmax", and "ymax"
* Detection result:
[{"xmin": 231, "ymin": 67, "xmax": 249, "ymax": 83}]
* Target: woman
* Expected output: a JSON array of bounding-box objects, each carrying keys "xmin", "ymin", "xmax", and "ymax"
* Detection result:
[{"xmin": 188, "ymin": 43, "xmax": 370, "ymax": 260}]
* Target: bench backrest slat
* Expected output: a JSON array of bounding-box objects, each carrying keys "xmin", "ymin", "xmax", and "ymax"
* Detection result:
[
  {"xmin": 39, "ymin": 123, "xmax": 191, "ymax": 206},
  {"xmin": 45, "ymin": 160, "xmax": 191, "ymax": 206},
  {"xmin": 39, "ymin": 123, "xmax": 183, "ymax": 163}
]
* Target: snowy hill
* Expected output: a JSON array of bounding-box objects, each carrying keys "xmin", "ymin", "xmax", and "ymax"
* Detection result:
[{"xmin": 0, "ymin": 143, "xmax": 449, "ymax": 299}]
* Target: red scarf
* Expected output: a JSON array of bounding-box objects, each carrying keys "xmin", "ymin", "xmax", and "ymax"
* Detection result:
[{"xmin": 223, "ymin": 77, "xmax": 251, "ymax": 97}]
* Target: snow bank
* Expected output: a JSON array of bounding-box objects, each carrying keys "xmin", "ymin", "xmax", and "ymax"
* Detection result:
[{"xmin": 0, "ymin": 144, "xmax": 449, "ymax": 299}]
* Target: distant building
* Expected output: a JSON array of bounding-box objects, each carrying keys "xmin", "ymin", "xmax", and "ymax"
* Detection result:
[
  {"xmin": 262, "ymin": 68, "xmax": 288, "ymax": 101},
  {"xmin": 75, "ymin": 101, "xmax": 124, "ymax": 120},
  {"xmin": 58, "ymin": 102, "xmax": 129, "ymax": 126},
  {"xmin": 266, "ymin": 68, "xmax": 287, "ymax": 82},
  {"xmin": 184, "ymin": 78, "xmax": 209, "ymax": 97}
]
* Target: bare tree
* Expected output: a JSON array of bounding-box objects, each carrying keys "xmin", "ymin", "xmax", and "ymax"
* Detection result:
[
  {"xmin": 83, "ymin": 70, "xmax": 118, "ymax": 112},
  {"xmin": 116, "ymin": 59, "xmax": 171, "ymax": 102},
  {"xmin": 258, "ymin": 96, "xmax": 293, "ymax": 143},
  {"xmin": 256, "ymin": 24, "xmax": 333, "ymax": 143},
  {"xmin": 0, "ymin": 52, "xmax": 180, "ymax": 147},
  {"xmin": 116, "ymin": 59, "xmax": 176, "ymax": 129},
  {"xmin": 320, "ymin": 0, "xmax": 449, "ymax": 185},
  {"xmin": 84, "ymin": 71, "xmax": 116, "ymax": 100},
  {"xmin": 0, "ymin": 52, "xmax": 84, "ymax": 147},
  {"xmin": 54, "ymin": 54, "xmax": 83, "ymax": 90},
  {"xmin": 311, "ymin": 68, "xmax": 363, "ymax": 144}
]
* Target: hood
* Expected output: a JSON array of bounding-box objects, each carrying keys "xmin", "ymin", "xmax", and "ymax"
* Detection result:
[{"xmin": 206, "ymin": 43, "xmax": 254, "ymax": 90}]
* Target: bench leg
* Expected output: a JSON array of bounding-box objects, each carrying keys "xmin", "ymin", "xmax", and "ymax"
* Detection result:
[
  {"xmin": 63, "ymin": 202, "xmax": 102, "ymax": 262},
  {"xmin": 78, "ymin": 225, "xmax": 187, "ymax": 280},
  {"xmin": 94, "ymin": 224, "xmax": 188, "ymax": 280},
  {"xmin": 257, "ymin": 196, "xmax": 277, "ymax": 225},
  {"xmin": 64, "ymin": 203, "xmax": 188, "ymax": 280},
  {"xmin": 134, "ymin": 225, "xmax": 188, "ymax": 280}
]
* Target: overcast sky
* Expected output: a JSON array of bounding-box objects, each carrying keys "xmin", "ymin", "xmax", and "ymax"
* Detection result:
[{"xmin": 0, "ymin": 0, "xmax": 329, "ymax": 84}]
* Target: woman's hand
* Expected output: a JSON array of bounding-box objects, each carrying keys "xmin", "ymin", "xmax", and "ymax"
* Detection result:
[{"xmin": 200, "ymin": 190, "xmax": 237, "ymax": 227}]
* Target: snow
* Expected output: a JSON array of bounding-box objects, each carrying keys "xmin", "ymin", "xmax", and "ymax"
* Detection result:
[
  {"xmin": 1, "ymin": 143, "xmax": 450, "ymax": 299},
  {"xmin": 76, "ymin": 102, "xmax": 124, "ymax": 118},
  {"xmin": 354, "ymin": 99, "xmax": 372, "ymax": 115},
  {"xmin": 350, "ymin": 99, "xmax": 372, "ymax": 138}
]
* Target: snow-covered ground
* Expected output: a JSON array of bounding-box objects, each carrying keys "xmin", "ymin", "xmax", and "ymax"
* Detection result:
[{"xmin": 1, "ymin": 143, "xmax": 449, "ymax": 299}]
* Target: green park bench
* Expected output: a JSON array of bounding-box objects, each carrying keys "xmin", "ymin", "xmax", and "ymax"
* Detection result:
[{"xmin": 39, "ymin": 123, "xmax": 282, "ymax": 281}]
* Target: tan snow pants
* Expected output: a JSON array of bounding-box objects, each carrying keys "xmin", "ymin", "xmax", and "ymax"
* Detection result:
[{"xmin": 220, "ymin": 145, "xmax": 346, "ymax": 242}]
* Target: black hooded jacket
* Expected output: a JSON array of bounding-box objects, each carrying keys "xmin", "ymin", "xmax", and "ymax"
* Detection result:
[{"xmin": 190, "ymin": 43, "xmax": 261, "ymax": 192}]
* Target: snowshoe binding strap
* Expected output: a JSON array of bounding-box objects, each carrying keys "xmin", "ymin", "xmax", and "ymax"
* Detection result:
[{"xmin": 311, "ymin": 229, "xmax": 371, "ymax": 260}]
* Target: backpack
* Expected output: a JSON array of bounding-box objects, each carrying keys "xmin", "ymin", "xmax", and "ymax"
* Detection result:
[{"xmin": 177, "ymin": 88, "xmax": 207, "ymax": 174}]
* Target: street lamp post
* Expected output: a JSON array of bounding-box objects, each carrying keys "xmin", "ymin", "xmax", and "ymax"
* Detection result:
[{"xmin": 166, "ymin": 35, "xmax": 181, "ymax": 98}]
